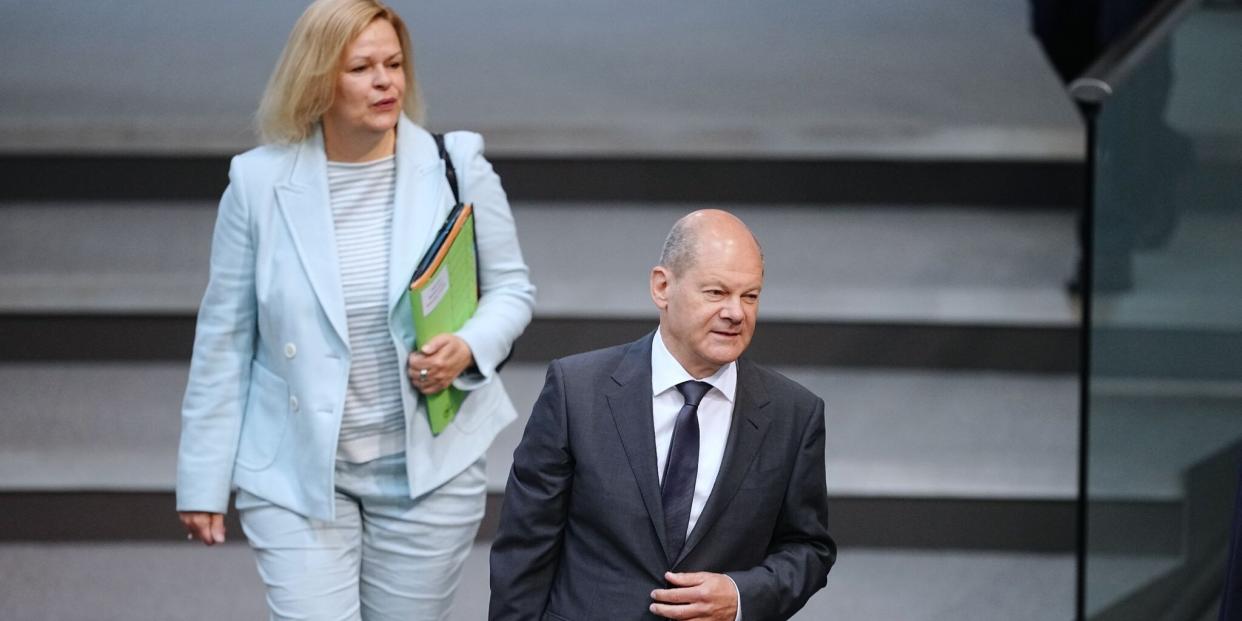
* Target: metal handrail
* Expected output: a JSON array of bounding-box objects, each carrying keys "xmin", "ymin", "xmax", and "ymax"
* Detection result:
[{"xmin": 1068, "ymin": 0, "xmax": 1204, "ymax": 104}]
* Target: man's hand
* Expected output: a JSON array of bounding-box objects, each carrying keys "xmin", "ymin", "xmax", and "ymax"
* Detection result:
[
  {"xmin": 179, "ymin": 511, "xmax": 226, "ymax": 546},
  {"xmin": 650, "ymin": 571, "xmax": 739, "ymax": 620},
  {"xmin": 408, "ymin": 334, "xmax": 474, "ymax": 394}
]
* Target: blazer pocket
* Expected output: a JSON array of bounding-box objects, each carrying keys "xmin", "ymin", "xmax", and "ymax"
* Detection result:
[
  {"xmin": 542, "ymin": 611, "xmax": 574, "ymax": 621},
  {"xmin": 450, "ymin": 380, "xmax": 499, "ymax": 434},
  {"xmin": 235, "ymin": 360, "xmax": 291, "ymax": 471}
]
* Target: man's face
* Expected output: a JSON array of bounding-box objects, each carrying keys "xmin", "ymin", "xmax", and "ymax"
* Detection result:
[{"xmin": 652, "ymin": 235, "xmax": 763, "ymax": 378}]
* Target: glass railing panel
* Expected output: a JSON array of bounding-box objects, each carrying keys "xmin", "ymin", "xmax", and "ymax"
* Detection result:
[{"xmin": 1084, "ymin": 4, "xmax": 1242, "ymax": 619}]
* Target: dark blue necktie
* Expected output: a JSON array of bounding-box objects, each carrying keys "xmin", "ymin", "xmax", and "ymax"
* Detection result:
[{"xmin": 661, "ymin": 380, "xmax": 711, "ymax": 560}]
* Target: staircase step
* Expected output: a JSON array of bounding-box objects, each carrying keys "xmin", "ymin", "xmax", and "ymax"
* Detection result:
[
  {"xmin": 0, "ymin": 1, "xmax": 1082, "ymax": 161},
  {"xmin": 0, "ymin": 362, "xmax": 1079, "ymax": 502},
  {"xmin": 1089, "ymin": 379, "xmax": 1242, "ymax": 501},
  {"xmin": 0, "ymin": 202, "xmax": 1078, "ymax": 325},
  {"xmin": 0, "ymin": 201, "xmax": 1081, "ymax": 371},
  {"xmin": 0, "ymin": 542, "xmax": 1075, "ymax": 621}
]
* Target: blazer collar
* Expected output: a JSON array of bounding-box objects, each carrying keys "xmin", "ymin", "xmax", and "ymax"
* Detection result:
[
  {"xmin": 604, "ymin": 332, "xmax": 673, "ymax": 561},
  {"xmin": 274, "ymin": 126, "xmax": 349, "ymax": 345},
  {"xmin": 272, "ymin": 117, "xmax": 452, "ymax": 347},
  {"xmin": 674, "ymin": 355, "xmax": 772, "ymax": 567}
]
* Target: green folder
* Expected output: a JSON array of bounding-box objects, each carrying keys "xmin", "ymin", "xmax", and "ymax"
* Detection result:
[{"xmin": 409, "ymin": 202, "xmax": 478, "ymax": 435}]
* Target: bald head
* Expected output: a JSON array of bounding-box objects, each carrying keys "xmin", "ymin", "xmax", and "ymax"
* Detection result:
[
  {"xmin": 650, "ymin": 209, "xmax": 765, "ymax": 377},
  {"xmin": 658, "ymin": 209, "xmax": 763, "ymax": 276}
]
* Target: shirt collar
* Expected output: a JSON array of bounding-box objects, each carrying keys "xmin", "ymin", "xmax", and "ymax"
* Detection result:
[{"xmin": 651, "ymin": 329, "xmax": 737, "ymax": 404}]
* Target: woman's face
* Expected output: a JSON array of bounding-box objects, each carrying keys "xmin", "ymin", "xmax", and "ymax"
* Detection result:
[{"xmin": 324, "ymin": 18, "xmax": 405, "ymax": 139}]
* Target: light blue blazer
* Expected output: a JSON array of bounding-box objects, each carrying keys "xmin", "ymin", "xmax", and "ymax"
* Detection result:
[{"xmin": 176, "ymin": 116, "xmax": 535, "ymax": 521}]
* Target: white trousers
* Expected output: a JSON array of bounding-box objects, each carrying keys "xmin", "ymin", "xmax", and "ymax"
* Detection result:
[{"xmin": 236, "ymin": 453, "xmax": 486, "ymax": 621}]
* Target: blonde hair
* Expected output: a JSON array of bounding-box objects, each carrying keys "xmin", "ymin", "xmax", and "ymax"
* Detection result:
[{"xmin": 256, "ymin": 0, "xmax": 425, "ymax": 144}]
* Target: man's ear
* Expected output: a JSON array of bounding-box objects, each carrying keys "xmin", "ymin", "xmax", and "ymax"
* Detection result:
[{"xmin": 650, "ymin": 266, "xmax": 671, "ymax": 311}]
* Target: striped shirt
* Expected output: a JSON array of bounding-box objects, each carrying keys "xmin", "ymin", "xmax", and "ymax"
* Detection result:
[{"xmin": 327, "ymin": 154, "xmax": 405, "ymax": 463}]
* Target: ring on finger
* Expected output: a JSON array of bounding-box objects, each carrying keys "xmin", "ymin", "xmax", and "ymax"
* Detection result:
[
  {"xmin": 186, "ymin": 533, "xmax": 194, "ymax": 541},
  {"xmin": 418, "ymin": 368, "xmax": 429, "ymax": 383}
]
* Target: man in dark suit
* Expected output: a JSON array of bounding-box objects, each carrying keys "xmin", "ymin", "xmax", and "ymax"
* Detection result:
[{"xmin": 490, "ymin": 210, "xmax": 836, "ymax": 621}]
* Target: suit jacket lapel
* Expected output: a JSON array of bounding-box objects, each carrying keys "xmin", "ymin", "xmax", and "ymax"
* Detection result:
[
  {"xmin": 388, "ymin": 116, "xmax": 451, "ymax": 311},
  {"xmin": 274, "ymin": 128, "xmax": 349, "ymax": 346},
  {"xmin": 604, "ymin": 333, "xmax": 673, "ymax": 561},
  {"xmin": 675, "ymin": 357, "xmax": 772, "ymax": 566}
]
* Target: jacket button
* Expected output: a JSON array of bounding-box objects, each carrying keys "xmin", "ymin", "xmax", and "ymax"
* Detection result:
[
  {"xmin": 289, "ymin": 396, "xmax": 299, "ymax": 411},
  {"xmin": 284, "ymin": 343, "xmax": 297, "ymax": 358}
]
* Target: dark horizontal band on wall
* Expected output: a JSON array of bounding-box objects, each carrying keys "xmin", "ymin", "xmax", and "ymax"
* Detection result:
[
  {"xmin": 0, "ymin": 314, "xmax": 1078, "ymax": 373},
  {"xmin": 0, "ymin": 154, "xmax": 1082, "ymax": 207},
  {"xmin": 0, "ymin": 491, "xmax": 1098, "ymax": 553}
]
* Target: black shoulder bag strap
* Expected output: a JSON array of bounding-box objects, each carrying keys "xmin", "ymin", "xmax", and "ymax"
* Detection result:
[{"xmin": 432, "ymin": 132, "xmax": 460, "ymax": 204}]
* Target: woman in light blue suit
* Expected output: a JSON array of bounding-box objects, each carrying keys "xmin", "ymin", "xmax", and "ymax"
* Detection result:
[{"xmin": 175, "ymin": 0, "xmax": 534, "ymax": 618}]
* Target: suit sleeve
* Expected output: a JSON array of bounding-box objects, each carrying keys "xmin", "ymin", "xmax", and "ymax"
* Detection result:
[
  {"xmin": 446, "ymin": 131, "xmax": 535, "ymax": 388},
  {"xmin": 489, "ymin": 359, "xmax": 575, "ymax": 620},
  {"xmin": 175, "ymin": 158, "xmax": 258, "ymax": 514},
  {"xmin": 727, "ymin": 398, "xmax": 836, "ymax": 621}
]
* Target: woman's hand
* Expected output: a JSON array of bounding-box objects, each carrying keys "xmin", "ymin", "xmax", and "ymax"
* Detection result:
[
  {"xmin": 179, "ymin": 511, "xmax": 226, "ymax": 546},
  {"xmin": 408, "ymin": 334, "xmax": 475, "ymax": 394}
]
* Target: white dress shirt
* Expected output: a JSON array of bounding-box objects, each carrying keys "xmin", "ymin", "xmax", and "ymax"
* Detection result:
[
  {"xmin": 651, "ymin": 330, "xmax": 736, "ymax": 535},
  {"xmin": 651, "ymin": 330, "xmax": 743, "ymax": 619}
]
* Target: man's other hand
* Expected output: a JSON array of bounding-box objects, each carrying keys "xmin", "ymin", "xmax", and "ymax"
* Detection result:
[{"xmin": 649, "ymin": 571, "xmax": 739, "ymax": 620}]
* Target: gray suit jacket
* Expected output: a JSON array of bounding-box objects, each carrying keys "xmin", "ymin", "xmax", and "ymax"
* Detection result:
[{"xmin": 490, "ymin": 333, "xmax": 835, "ymax": 621}]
